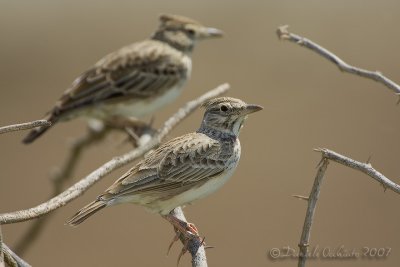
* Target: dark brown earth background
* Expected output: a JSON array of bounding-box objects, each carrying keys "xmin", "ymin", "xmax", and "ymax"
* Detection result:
[{"xmin": 1, "ymin": 1, "xmax": 399, "ymax": 266}]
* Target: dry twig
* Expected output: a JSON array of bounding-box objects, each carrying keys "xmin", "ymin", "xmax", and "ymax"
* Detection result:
[
  {"xmin": 297, "ymin": 148, "xmax": 400, "ymax": 267},
  {"xmin": 170, "ymin": 207, "xmax": 208, "ymax": 267},
  {"xmin": 277, "ymin": 25, "xmax": 400, "ymax": 98},
  {"xmin": 0, "ymin": 83, "xmax": 229, "ymax": 224},
  {"xmin": 15, "ymin": 126, "xmax": 111, "ymax": 255},
  {"xmin": 0, "ymin": 83, "xmax": 229, "ymax": 267},
  {"xmin": 297, "ymin": 159, "xmax": 329, "ymax": 267},
  {"xmin": 0, "ymin": 120, "xmax": 51, "ymax": 134},
  {"xmin": 316, "ymin": 148, "xmax": 400, "ymax": 194}
]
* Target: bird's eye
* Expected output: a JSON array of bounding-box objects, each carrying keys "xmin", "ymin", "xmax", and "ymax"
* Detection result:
[
  {"xmin": 186, "ymin": 29, "xmax": 195, "ymax": 36},
  {"xmin": 220, "ymin": 105, "xmax": 228, "ymax": 112}
]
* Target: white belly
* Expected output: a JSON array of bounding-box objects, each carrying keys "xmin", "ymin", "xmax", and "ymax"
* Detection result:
[
  {"xmin": 108, "ymin": 84, "xmax": 184, "ymax": 118},
  {"xmin": 151, "ymin": 167, "xmax": 237, "ymax": 215}
]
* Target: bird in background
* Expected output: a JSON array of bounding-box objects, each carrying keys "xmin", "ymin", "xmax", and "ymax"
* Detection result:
[
  {"xmin": 23, "ymin": 14, "xmax": 223, "ymax": 144},
  {"xmin": 67, "ymin": 97, "xmax": 263, "ymax": 254}
]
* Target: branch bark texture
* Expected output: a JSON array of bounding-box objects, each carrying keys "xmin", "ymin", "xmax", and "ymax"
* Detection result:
[
  {"xmin": 0, "ymin": 120, "xmax": 51, "ymax": 134},
  {"xmin": 316, "ymin": 148, "xmax": 400, "ymax": 194},
  {"xmin": 298, "ymin": 159, "xmax": 328, "ymax": 267},
  {"xmin": 277, "ymin": 25, "xmax": 400, "ymax": 96}
]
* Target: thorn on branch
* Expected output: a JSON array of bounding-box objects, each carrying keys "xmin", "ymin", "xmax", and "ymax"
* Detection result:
[{"xmin": 292, "ymin": 195, "xmax": 309, "ymax": 201}]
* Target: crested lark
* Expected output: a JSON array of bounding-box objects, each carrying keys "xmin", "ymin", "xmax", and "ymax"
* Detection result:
[
  {"xmin": 23, "ymin": 14, "xmax": 223, "ymax": 143},
  {"xmin": 67, "ymin": 97, "xmax": 263, "ymax": 232}
]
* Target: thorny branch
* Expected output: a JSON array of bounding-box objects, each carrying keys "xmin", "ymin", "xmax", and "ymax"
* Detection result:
[
  {"xmin": 15, "ymin": 126, "xmax": 111, "ymax": 255},
  {"xmin": 0, "ymin": 83, "xmax": 229, "ymax": 266},
  {"xmin": 0, "ymin": 120, "xmax": 51, "ymax": 134},
  {"xmin": 277, "ymin": 25, "xmax": 400, "ymax": 99},
  {"xmin": 170, "ymin": 207, "xmax": 208, "ymax": 267},
  {"xmin": 0, "ymin": 83, "xmax": 230, "ymax": 224},
  {"xmin": 296, "ymin": 148, "xmax": 400, "ymax": 267},
  {"xmin": 297, "ymin": 159, "xmax": 329, "ymax": 267},
  {"xmin": 316, "ymin": 148, "xmax": 400, "ymax": 194}
]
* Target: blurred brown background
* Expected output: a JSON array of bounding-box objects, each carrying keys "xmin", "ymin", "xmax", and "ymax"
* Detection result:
[{"xmin": 1, "ymin": 1, "xmax": 399, "ymax": 266}]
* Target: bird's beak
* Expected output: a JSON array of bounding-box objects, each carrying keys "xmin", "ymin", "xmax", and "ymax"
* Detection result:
[
  {"xmin": 201, "ymin": 27, "xmax": 224, "ymax": 39},
  {"xmin": 243, "ymin": 104, "xmax": 264, "ymax": 115}
]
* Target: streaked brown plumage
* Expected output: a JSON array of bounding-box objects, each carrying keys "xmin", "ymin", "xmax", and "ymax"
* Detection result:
[
  {"xmin": 67, "ymin": 97, "xmax": 263, "ymax": 226},
  {"xmin": 23, "ymin": 14, "xmax": 223, "ymax": 144}
]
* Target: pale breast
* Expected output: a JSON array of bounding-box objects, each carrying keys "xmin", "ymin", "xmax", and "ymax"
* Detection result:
[
  {"xmin": 99, "ymin": 82, "xmax": 186, "ymax": 118},
  {"xmin": 147, "ymin": 168, "xmax": 237, "ymax": 215}
]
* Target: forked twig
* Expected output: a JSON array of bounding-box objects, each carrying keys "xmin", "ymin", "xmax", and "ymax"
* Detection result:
[
  {"xmin": 0, "ymin": 83, "xmax": 229, "ymax": 224},
  {"xmin": 297, "ymin": 149, "xmax": 399, "ymax": 267}
]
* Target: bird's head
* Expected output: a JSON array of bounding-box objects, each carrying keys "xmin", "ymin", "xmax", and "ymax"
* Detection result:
[
  {"xmin": 152, "ymin": 14, "xmax": 223, "ymax": 53},
  {"xmin": 199, "ymin": 97, "xmax": 263, "ymax": 137}
]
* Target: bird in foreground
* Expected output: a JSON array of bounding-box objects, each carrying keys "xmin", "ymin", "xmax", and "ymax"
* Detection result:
[
  {"xmin": 23, "ymin": 14, "xmax": 223, "ymax": 144},
  {"xmin": 67, "ymin": 97, "xmax": 263, "ymax": 248}
]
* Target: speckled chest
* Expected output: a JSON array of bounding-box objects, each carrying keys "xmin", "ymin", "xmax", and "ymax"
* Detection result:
[{"xmin": 220, "ymin": 137, "xmax": 241, "ymax": 170}]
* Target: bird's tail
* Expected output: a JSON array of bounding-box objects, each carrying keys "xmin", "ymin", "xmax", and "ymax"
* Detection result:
[
  {"xmin": 22, "ymin": 113, "xmax": 57, "ymax": 144},
  {"xmin": 66, "ymin": 199, "xmax": 107, "ymax": 226}
]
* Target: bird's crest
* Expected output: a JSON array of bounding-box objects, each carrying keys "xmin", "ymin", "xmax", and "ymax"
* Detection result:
[
  {"xmin": 159, "ymin": 14, "xmax": 202, "ymax": 26},
  {"xmin": 201, "ymin": 97, "xmax": 243, "ymax": 109}
]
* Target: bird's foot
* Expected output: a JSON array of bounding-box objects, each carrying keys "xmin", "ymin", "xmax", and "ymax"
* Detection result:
[
  {"xmin": 163, "ymin": 215, "xmax": 205, "ymax": 265},
  {"xmin": 105, "ymin": 116, "xmax": 156, "ymax": 147},
  {"xmin": 166, "ymin": 222, "xmax": 200, "ymax": 254},
  {"xmin": 164, "ymin": 215, "xmax": 199, "ymax": 248}
]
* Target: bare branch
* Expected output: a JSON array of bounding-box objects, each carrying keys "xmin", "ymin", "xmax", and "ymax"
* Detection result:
[
  {"xmin": 277, "ymin": 25, "xmax": 400, "ymax": 96},
  {"xmin": 170, "ymin": 207, "xmax": 208, "ymax": 267},
  {"xmin": 297, "ymin": 149, "xmax": 400, "ymax": 266},
  {"xmin": 297, "ymin": 159, "xmax": 329, "ymax": 267},
  {"xmin": 316, "ymin": 148, "xmax": 400, "ymax": 194},
  {"xmin": 0, "ymin": 83, "xmax": 230, "ymax": 224},
  {"xmin": 14, "ymin": 126, "xmax": 110, "ymax": 255},
  {"xmin": 0, "ymin": 120, "xmax": 51, "ymax": 134},
  {"xmin": 52, "ymin": 126, "xmax": 111, "ymax": 188}
]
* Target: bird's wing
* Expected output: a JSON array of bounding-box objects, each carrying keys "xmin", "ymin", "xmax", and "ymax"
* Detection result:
[
  {"xmin": 102, "ymin": 133, "xmax": 226, "ymax": 199},
  {"xmin": 51, "ymin": 40, "xmax": 189, "ymax": 116}
]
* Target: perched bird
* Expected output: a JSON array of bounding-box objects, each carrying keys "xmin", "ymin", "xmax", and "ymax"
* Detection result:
[
  {"xmin": 67, "ymin": 97, "xmax": 263, "ymax": 231},
  {"xmin": 23, "ymin": 14, "xmax": 223, "ymax": 144}
]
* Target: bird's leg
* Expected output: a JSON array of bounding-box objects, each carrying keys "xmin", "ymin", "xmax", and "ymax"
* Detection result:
[
  {"xmin": 104, "ymin": 116, "xmax": 156, "ymax": 146},
  {"xmin": 163, "ymin": 214, "xmax": 199, "ymax": 238},
  {"xmin": 177, "ymin": 239, "xmax": 189, "ymax": 266},
  {"xmin": 167, "ymin": 232, "xmax": 180, "ymax": 255}
]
